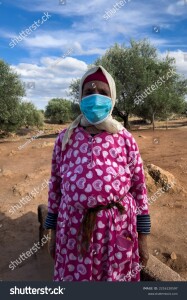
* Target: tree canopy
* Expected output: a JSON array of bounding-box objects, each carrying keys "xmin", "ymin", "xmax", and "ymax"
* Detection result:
[
  {"xmin": 45, "ymin": 98, "xmax": 74, "ymax": 124},
  {"xmin": 0, "ymin": 60, "xmax": 44, "ymax": 132},
  {"xmin": 0, "ymin": 60, "xmax": 25, "ymax": 131},
  {"xmin": 94, "ymin": 40, "xmax": 187, "ymax": 128},
  {"xmin": 20, "ymin": 102, "xmax": 44, "ymax": 128}
]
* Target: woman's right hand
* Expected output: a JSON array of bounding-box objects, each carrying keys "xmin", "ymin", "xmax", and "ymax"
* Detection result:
[{"xmin": 48, "ymin": 229, "xmax": 56, "ymax": 259}]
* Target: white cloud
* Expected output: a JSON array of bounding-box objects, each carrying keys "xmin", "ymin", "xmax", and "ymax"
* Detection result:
[
  {"xmin": 22, "ymin": 32, "xmax": 106, "ymax": 56},
  {"xmin": 159, "ymin": 50, "xmax": 187, "ymax": 78},
  {"xmin": 11, "ymin": 57, "xmax": 88, "ymax": 109},
  {"xmin": 166, "ymin": 0, "xmax": 187, "ymax": 16},
  {"xmin": 5, "ymin": 0, "xmax": 112, "ymax": 17}
]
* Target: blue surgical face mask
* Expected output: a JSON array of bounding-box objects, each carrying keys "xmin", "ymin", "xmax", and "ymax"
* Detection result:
[{"xmin": 80, "ymin": 94, "xmax": 112, "ymax": 124}]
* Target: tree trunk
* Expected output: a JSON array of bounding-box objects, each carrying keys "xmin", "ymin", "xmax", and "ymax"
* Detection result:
[
  {"xmin": 123, "ymin": 113, "xmax": 130, "ymax": 129},
  {"xmin": 166, "ymin": 118, "xmax": 168, "ymax": 130},
  {"xmin": 112, "ymin": 106, "xmax": 130, "ymax": 129},
  {"xmin": 152, "ymin": 112, "xmax": 155, "ymax": 131}
]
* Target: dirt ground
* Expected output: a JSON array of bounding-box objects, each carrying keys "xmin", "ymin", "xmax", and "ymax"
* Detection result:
[{"xmin": 0, "ymin": 118, "xmax": 187, "ymax": 281}]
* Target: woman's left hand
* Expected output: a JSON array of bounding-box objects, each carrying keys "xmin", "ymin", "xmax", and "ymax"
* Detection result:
[{"xmin": 138, "ymin": 233, "xmax": 149, "ymax": 268}]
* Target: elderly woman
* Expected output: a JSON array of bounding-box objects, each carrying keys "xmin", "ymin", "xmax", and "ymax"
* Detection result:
[{"xmin": 44, "ymin": 65, "xmax": 151, "ymax": 281}]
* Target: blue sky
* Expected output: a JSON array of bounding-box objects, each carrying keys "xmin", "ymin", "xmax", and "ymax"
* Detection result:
[{"xmin": 0, "ymin": 0, "xmax": 187, "ymax": 109}]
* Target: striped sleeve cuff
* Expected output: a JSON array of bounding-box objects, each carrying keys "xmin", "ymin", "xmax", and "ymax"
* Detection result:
[
  {"xmin": 44, "ymin": 212, "xmax": 58, "ymax": 229},
  {"xmin": 137, "ymin": 214, "xmax": 151, "ymax": 234}
]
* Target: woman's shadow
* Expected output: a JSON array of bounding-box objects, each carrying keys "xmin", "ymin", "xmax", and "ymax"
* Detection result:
[{"xmin": 0, "ymin": 209, "xmax": 53, "ymax": 281}]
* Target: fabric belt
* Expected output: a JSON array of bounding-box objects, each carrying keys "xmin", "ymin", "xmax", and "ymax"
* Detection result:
[{"xmin": 77, "ymin": 199, "xmax": 126, "ymax": 256}]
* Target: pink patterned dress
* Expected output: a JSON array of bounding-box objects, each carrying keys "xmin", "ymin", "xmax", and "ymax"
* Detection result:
[{"xmin": 47, "ymin": 126, "xmax": 149, "ymax": 281}]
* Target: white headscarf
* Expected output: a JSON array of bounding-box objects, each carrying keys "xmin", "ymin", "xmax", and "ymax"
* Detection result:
[{"xmin": 61, "ymin": 65, "xmax": 123, "ymax": 150}]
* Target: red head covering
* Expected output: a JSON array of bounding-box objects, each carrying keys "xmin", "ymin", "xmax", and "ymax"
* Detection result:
[{"xmin": 82, "ymin": 68, "xmax": 109, "ymax": 87}]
